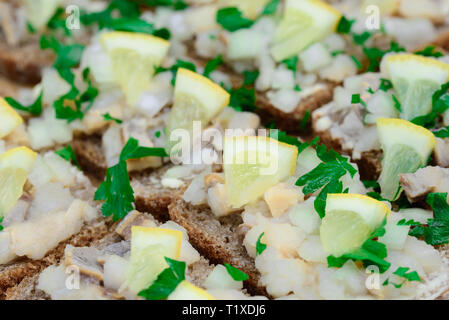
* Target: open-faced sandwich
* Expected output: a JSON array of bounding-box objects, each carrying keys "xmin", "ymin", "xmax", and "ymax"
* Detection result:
[{"xmin": 1, "ymin": 0, "xmax": 449, "ymax": 300}]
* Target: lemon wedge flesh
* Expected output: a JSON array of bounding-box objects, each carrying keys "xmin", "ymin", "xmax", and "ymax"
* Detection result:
[
  {"xmin": 223, "ymin": 136, "xmax": 298, "ymax": 208},
  {"xmin": 377, "ymin": 118, "xmax": 435, "ymax": 201},
  {"xmin": 126, "ymin": 226, "xmax": 182, "ymax": 294},
  {"xmin": 0, "ymin": 98, "xmax": 23, "ymax": 139},
  {"xmin": 24, "ymin": 0, "xmax": 63, "ymax": 30},
  {"xmin": 101, "ymin": 32, "xmax": 170, "ymax": 106},
  {"xmin": 168, "ymin": 281, "xmax": 215, "ymax": 300},
  {"xmin": 385, "ymin": 54, "xmax": 449, "ymax": 120},
  {"xmin": 0, "ymin": 147, "xmax": 37, "ymax": 218},
  {"xmin": 165, "ymin": 68, "xmax": 230, "ymax": 154},
  {"xmin": 219, "ymin": 0, "xmax": 270, "ymax": 19},
  {"xmin": 320, "ymin": 193, "xmax": 391, "ymax": 257},
  {"xmin": 271, "ymin": 0, "xmax": 341, "ymax": 62}
]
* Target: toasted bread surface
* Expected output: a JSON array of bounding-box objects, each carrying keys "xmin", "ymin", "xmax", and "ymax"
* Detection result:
[{"xmin": 168, "ymin": 198, "xmax": 268, "ymax": 297}]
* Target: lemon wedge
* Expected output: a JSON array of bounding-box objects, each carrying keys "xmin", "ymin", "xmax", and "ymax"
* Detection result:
[
  {"xmin": 24, "ymin": 0, "xmax": 63, "ymax": 30},
  {"xmin": 223, "ymin": 136, "xmax": 298, "ymax": 208},
  {"xmin": 0, "ymin": 147, "xmax": 37, "ymax": 218},
  {"xmin": 168, "ymin": 281, "xmax": 215, "ymax": 300},
  {"xmin": 320, "ymin": 193, "xmax": 391, "ymax": 257},
  {"xmin": 126, "ymin": 226, "xmax": 182, "ymax": 294},
  {"xmin": 385, "ymin": 54, "xmax": 449, "ymax": 120},
  {"xmin": 271, "ymin": 0, "xmax": 341, "ymax": 62},
  {"xmin": 165, "ymin": 68, "xmax": 230, "ymax": 154},
  {"xmin": 100, "ymin": 31, "xmax": 170, "ymax": 106},
  {"xmin": 0, "ymin": 97, "xmax": 23, "ymax": 139},
  {"xmin": 377, "ymin": 118, "xmax": 435, "ymax": 201},
  {"xmin": 219, "ymin": 0, "xmax": 270, "ymax": 19}
]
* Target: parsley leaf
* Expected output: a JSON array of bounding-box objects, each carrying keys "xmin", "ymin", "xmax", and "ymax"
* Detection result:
[
  {"xmin": 393, "ymin": 266, "xmax": 421, "ymax": 282},
  {"xmin": 94, "ymin": 160, "xmax": 134, "ymax": 221},
  {"xmin": 0, "ymin": 217, "xmax": 4, "ymax": 231},
  {"xmin": 95, "ymin": 138, "xmax": 167, "ymax": 221},
  {"xmin": 103, "ymin": 113, "xmax": 123, "ymax": 124},
  {"xmin": 415, "ymin": 45, "xmax": 444, "ymax": 58},
  {"xmin": 379, "ymin": 78, "xmax": 393, "ymax": 92},
  {"xmin": 353, "ymin": 31, "xmax": 371, "ymax": 45},
  {"xmin": 138, "ymin": 0, "xmax": 188, "ymax": 10},
  {"xmin": 281, "ymin": 56, "xmax": 298, "ymax": 77},
  {"xmin": 47, "ymin": 7, "xmax": 72, "ymax": 36},
  {"xmin": 55, "ymin": 145, "xmax": 79, "ymax": 168},
  {"xmin": 411, "ymin": 81, "xmax": 449, "ymax": 129},
  {"xmin": 203, "ymin": 55, "xmax": 223, "ymax": 78},
  {"xmin": 362, "ymin": 180, "xmax": 380, "ymax": 189},
  {"xmin": 363, "ymin": 42, "xmax": 405, "ymax": 72},
  {"xmin": 120, "ymin": 137, "xmax": 168, "ymax": 160},
  {"xmin": 256, "ymin": 232, "xmax": 267, "ymax": 255},
  {"xmin": 224, "ymin": 263, "xmax": 249, "ymax": 281},
  {"xmin": 81, "ymin": 0, "xmax": 172, "ymax": 38},
  {"xmin": 216, "ymin": 7, "xmax": 254, "ymax": 32},
  {"xmin": 138, "ymin": 257, "xmax": 186, "ymax": 300},
  {"xmin": 409, "ymin": 193, "xmax": 449, "ymax": 245},
  {"xmin": 397, "ymin": 219, "xmax": 421, "ymax": 226},
  {"xmin": 296, "ymin": 144, "xmax": 356, "ymax": 218},
  {"xmin": 40, "ymin": 37, "xmax": 99, "ymax": 122},
  {"xmin": 5, "ymin": 91, "xmax": 43, "ymax": 116},
  {"xmin": 434, "ymin": 126, "xmax": 449, "ymax": 138},
  {"xmin": 385, "ymin": 266, "xmax": 421, "ymax": 288},
  {"xmin": 392, "ymin": 95, "xmax": 402, "ymax": 112},
  {"xmin": 229, "ymin": 87, "xmax": 257, "ymax": 112},
  {"xmin": 243, "ymin": 70, "xmax": 259, "ymax": 86},
  {"xmin": 352, "ymin": 93, "xmax": 367, "ymax": 108},
  {"xmin": 351, "ymin": 55, "xmax": 362, "ymax": 70},
  {"xmin": 337, "ymin": 16, "xmax": 355, "ymax": 34},
  {"xmin": 300, "ymin": 110, "xmax": 310, "ymax": 130},
  {"xmin": 262, "ymin": 0, "xmax": 281, "ymax": 15}
]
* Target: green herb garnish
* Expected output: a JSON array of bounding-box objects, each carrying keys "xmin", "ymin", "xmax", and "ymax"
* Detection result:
[
  {"xmin": 408, "ymin": 193, "xmax": 449, "ymax": 245},
  {"xmin": 336, "ymin": 16, "xmax": 355, "ymax": 34},
  {"xmin": 327, "ymin": 218, "xmax": 390, "ymax": 273},
  {"xmin": 256, "ymin": 232, "xmax": 267, "ymax": 255},
  {"xmin": 55, "ymin": 145, "xmax": 79, "ymax": 168},
  {"xmin": 243, "ymin": 70, "xmax": 259, "ymax": 86},
  {"xmin": 5, "ymin": 91, "xmax": 43, "ymax": 116},
  {"xmin": 138, "ymin": 257, "xmax": 186, "ymax": 300},
  {"xmin": 216, "ymin": 7, "xmax": 254, "ymax": 32},
  {"xmin": 224, "ymin": 263, "xmax": 249, "ymax": 281},
  {"xmin": 296, "ymin": 144, "xmax": 357, "ymax": 218},
  {"xmin": 94, "ymin": 138, "xmax": 168, "ymax": 221},
  {"xmin": 103, "ymin": 113, "xmax": 123, "ymax": 124},
  {"xmin": 203, "ymin": 55, "xmax": 223, "ymax": 78}
]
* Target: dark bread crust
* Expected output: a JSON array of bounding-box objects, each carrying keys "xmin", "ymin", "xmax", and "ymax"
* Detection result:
[
  {"xmin": 256, "ymin": 85, "xmax": 334, "ymax": 133},
  {"xmin": 0, "ymin": 41, "xmax": 54, "ymax": 85},
  {"xmin": 0, "ymin": 219, "xmax": 111, "ymax": 299},
  {"xmin": 168, "ymin": 198, "xmax": 268, "ymax": 297},
  {"xmin": 71, "ymin": 135, "xmax": 108, "ymax": 181}
]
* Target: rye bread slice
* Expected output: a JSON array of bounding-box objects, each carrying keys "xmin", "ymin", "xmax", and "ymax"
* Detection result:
[
  {"xmin": 0, "ymin": 218, "xmax": 112, "ymax": 299},
  {"xmin": 0, "ymin": 41, "xmax": 54, "ymax": 85},
  {"xmin": 168, "ymin": 197, "xmax": 268, "ymax": 297},
  {"xmin": 71, "ymin": 135, "xmax": 108, "ymax": 181},
  {"xmin": 4, "ymin": 212, "xmax": 214, "ymax": 300},
  {"xmin": 255, "ymin": 84, "xmax": 334, "ymax": 133}
]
